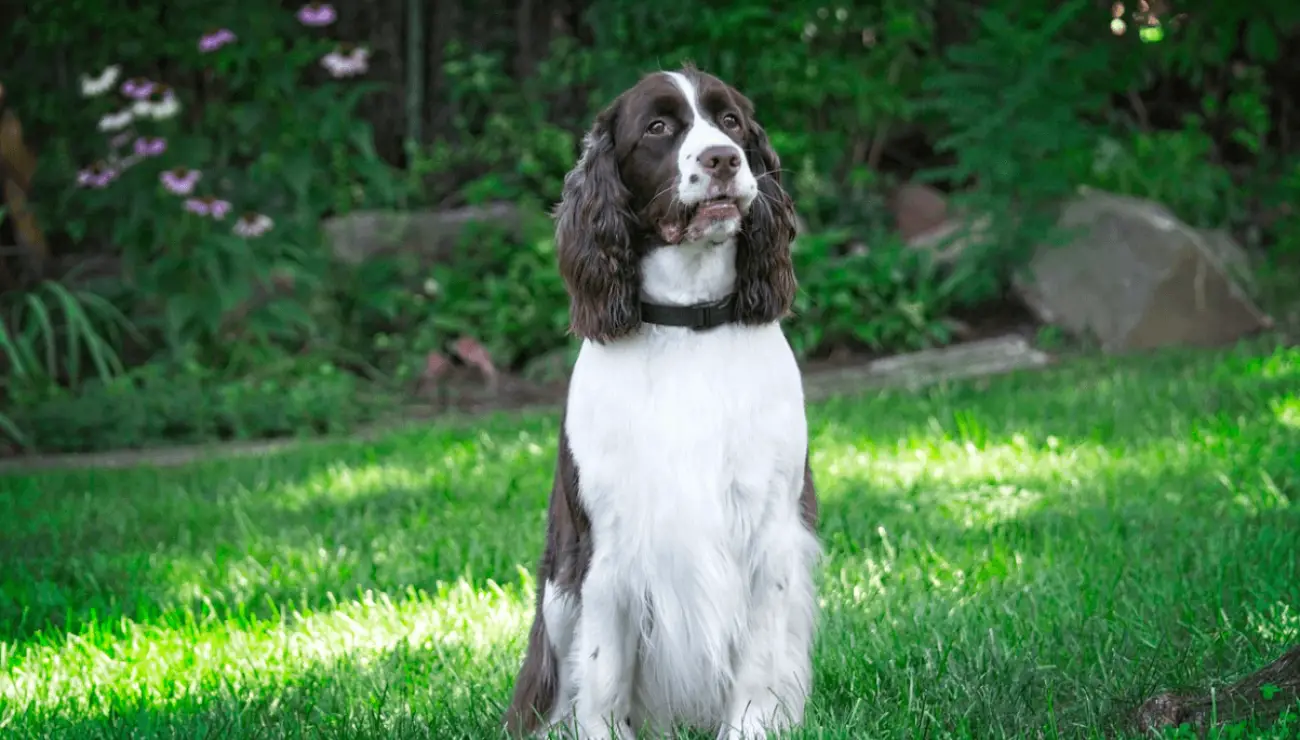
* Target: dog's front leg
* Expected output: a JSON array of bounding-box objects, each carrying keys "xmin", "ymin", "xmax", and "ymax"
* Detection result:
[
  {"xmin": 719, "ymin": 532, "xmax": 817, "ymax": 739},
  {"xmin": 572, "ymin": 562, "xmax": 636, "ymax": 740}
]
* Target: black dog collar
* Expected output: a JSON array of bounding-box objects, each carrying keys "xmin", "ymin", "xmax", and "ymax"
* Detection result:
[{"xmin": 640, "ymin": 294, "xmax": 739, "ymax": 331}]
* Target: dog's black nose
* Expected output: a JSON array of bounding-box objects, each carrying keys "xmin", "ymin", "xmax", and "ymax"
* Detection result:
[{"xmin": 698, "ymin": 146, "xmax": 741, "ymax": 181}]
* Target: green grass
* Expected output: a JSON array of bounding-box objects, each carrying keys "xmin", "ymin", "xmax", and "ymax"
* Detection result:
[{"xmin": 2, "ymin": 339, "xmax": 1299, "ymax": 739}]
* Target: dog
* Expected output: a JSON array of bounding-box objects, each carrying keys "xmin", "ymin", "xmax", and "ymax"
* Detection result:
[{"xmin": 502, "ymin": 65, "xmax": 820, "ymax": 740}]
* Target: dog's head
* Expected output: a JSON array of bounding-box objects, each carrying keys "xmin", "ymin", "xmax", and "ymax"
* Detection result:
[{"xmin": 554, "ymin": 66, "xmax": 798, "ymax": 343}]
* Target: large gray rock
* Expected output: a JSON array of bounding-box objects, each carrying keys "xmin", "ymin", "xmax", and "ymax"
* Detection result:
[
  {"xmin": 1015, "ymin": 189, "xmax": 1272, "ymax": 352},
  {"xmin": 324, "ymin": 203, "xmax": 526, "ymax": 265}
]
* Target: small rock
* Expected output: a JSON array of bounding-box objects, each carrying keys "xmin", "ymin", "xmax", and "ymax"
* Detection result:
[
  {"xmin": 889, "ymin": 183, "xmax": 993, "ymax": 266},
  {"xmin": 889, "ymin": 183, "xmax": 949, "ymax": 242}
]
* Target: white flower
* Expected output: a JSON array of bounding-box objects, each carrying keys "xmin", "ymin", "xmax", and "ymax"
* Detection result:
[
  {"xmin": 233, "ymin": 212, "xmax": 275, "ymax": 238},
  {"xmin": 97, "ymin": 109, "xmax": 135, "ymax": 132},
  {"xmin": 147, "ymin": 94, "xmax": 181, "ymax": 120},
  {"xmin": 80, "ymin": 65, "xmax": 122, "ymax": 97},
  {"xmin": 321, "ymin": 46, "xmax": 370, "ymax": 78},
  {"xmin": 131, "ymin": 89, "xmax": 181, "ymax": 121}
]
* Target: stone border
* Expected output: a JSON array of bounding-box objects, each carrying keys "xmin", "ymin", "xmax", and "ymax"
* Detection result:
[{"xmin": 0, "ymin": 335, "xmax": 1051, "ymax": 475}]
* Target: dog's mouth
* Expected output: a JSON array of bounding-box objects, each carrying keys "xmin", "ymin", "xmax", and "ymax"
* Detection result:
[
  {"xmin": 658, "ymin": 196, "xmax": 743, "ymax": 245},
  {"xmin": 690, "ymin": 194, "xmax": 742, "ymax": 222}
]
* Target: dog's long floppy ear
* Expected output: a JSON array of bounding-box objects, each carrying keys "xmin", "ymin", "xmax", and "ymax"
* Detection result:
[
  {"xmin": 554, "ymin": 100, "xmax": 641, "ymax": 343},
  {"xmin": 736, "ymin": 117, "xmax": 799, "ymax": 326}
]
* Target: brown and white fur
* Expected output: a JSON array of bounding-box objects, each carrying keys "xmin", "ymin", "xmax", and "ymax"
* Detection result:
[{"xmin": 503, "ymin": 66, "xmax": 820, "ymax": 740}]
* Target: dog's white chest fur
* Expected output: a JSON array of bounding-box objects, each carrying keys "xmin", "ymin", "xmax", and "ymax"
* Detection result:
[{"xmin": 546, "ymin": 241, "xmax": 819, "ymax": 737}]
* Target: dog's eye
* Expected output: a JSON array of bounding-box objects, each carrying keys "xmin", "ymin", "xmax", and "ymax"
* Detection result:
[
  {"xmin": 646, "ymin": 120, "xmax": 670, "ymax": 136},
  {"xmin": 721, "ymin": 113, "xmax": 741, "ymax": 130}
]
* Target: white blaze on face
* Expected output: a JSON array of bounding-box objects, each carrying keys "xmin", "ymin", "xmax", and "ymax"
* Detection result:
[{"xmin": 665, "ymin": 72, "xmax": 759, "ymax": 212}]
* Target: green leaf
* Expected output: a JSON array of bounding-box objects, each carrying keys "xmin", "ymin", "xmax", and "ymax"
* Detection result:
[
  {"xmin": 1244, "ymin": 21, "xmax": 1279, "ymax": 62},
  {"xmin": 22, "ymin": 291, "xmax": 57, "ymax": 377}
]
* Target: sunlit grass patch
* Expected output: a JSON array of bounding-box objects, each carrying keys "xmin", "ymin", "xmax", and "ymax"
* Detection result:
[
  {"xmin": 1, "ymin": 339, "xmax": 1297, "ymax": 739},
  {"xmin": 2, "ymin": 578, "xmax": 530, "ymax": 721},
  {"xmin": 1273, "ymin": 395, "xmax": 1300, "ymax": 428}
]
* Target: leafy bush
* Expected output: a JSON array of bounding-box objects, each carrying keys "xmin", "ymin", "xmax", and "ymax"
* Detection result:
[
  {"xmin": 11, "ymin": 0, "xmax": 414, "ymax": 372},
  {"xmin": 7, "ymin": 359, "xmax": 394, "ymax": 454},
  {"xmin": 1, "ymin": 0, "xmax": 417, "ymax": 452},
  {"xmin": 330, "ymin": 201, "xmax": 571, "ymax": 382},
  {"xmin": 0, "ymin": 234, "xmax": 138, "ymax": 449},
  {"xmin": 787, "ymin": 231, "xmax": 965, "ymax": 358}
]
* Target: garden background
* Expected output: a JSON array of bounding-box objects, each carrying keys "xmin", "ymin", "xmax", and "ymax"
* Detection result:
[{"xmin": 1, "ymin": 0, "xmax": 1298, "ymax": 454}]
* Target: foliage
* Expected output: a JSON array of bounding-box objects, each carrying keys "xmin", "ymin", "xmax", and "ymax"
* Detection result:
[
  {"xmin": 0, "ymin": 209, "xmax": 140, "ymax": 450},
  {"xmin": 8, "ymin": 0, "xmax": 414, "ymax": 374},
  {"xmin": 411, "ymin": 40, "xmax": 583, "ymax": 209},
  {"xmin": 916, "ymin": 0, "xmax": 1114, "ymax": 301},
  {"xmin": 1081, "ymin": 124, "xmax": 1236, "ymax": 229},
  {"xmin": 7, "ymin": 358, "xmax": 393, "ymax": 453},
  {"xmin": 331, "ymin": 202, "xmax": 571, "ymax": 383},
  {"xmin": 0, "ymin": 279, "xmax": 134, "ymax": 388},
  {"xmin": 787, "ymin": 231, "xmax": 962, "ymax": 356}
]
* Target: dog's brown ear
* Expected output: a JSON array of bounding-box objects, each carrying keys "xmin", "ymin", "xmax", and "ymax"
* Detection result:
[
  {"xmin": 554, "ymin": 98, "xmax": 642, "ymax": 343},
  {"xmin": 736, "ymin": 118, "xmax": 798, "ymax": 325}
]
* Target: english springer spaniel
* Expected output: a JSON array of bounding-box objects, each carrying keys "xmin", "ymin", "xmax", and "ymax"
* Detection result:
[{"xmin": 503, "ymin": 66, "xmax": 820, "ymax": 740}]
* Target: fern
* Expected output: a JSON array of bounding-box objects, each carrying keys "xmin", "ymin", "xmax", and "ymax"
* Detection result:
[{"xmin": 917, "ymin": 0, "xmax": 1115, "ymax": 283}]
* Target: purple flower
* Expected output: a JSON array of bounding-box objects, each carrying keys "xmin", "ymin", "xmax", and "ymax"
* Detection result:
[
  {"xmin": 199, "ymin": 28, "xmax": 237, "ymax": 52},
  {"xmin": 185, "ymin": 196, "xmax": 232, "ymax": 220},
  {"xmin": 76, "ymin": 162, "xmax": 118, "ymax": 189},
  {"xmin": 161, "ymin": 167, "xmax": 202, "ymax": 195},
  {"xmin": 296, "ymin": 2, "xmax": 336, "ymax": 26},
  {"xmin": 121, "ymin": 78, "xmax": 154, "ymax": 100},
  {"xmin": 133, "ymin": 136, "xmax": 167, "ymax": 157},
  {"xmin": 208, "ymin": 198, "xmax": 232, "ymax": 220}
]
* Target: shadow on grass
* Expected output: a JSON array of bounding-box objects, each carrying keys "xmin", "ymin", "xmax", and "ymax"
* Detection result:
[{"xmin": 1, "ymin": 341, "xmax": 1298, "ymax": 738}]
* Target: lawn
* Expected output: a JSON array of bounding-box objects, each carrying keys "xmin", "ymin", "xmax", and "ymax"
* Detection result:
[{"xmin": 1, "ymin": 340, "xmax": 1298, "ymax": 739}]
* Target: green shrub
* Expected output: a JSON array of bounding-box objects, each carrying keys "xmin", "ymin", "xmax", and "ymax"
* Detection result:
[
  {"xmin": 6, "ymin": 360, "xmax": 394, "ymax": 454},
  {"xmin": 327, "ymin": 199, "xmax": 571, "ymax": 381},
  {"xmin": 10, "ymin": 0, "xmax": 414, "ymax": 372},
  {"xmin": 788, "ymin": 230, "xmax": 965, "ymax": 358},
  {"xmin": 0, "ymin": 259, "xmax": 138, "ymax": 450}
]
